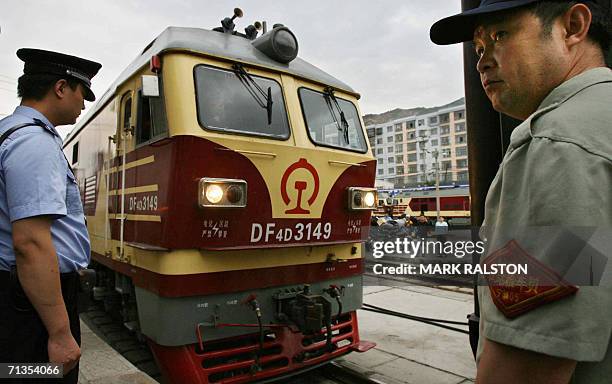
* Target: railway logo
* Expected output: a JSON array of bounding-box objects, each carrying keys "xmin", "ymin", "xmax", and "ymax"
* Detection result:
[{"xmin": 281, "ymin": 158, "xmax": 319, "ymax": 214}]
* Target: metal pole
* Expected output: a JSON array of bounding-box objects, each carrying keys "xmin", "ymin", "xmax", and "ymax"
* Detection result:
[{"xmin": 434, "ymin": 150, "xmax": 440, "ymax": 220}]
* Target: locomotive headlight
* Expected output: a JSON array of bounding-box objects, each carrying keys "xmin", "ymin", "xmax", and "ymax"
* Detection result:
[
  {"xmin": 199, "ymin": 178, "xmax": 247, "ymax": 208},
  {"xmin": 348, "ymin": 187, "xmax": 377, "ymax": 211},
  {"xmin": 205, "ymin": 185, "xmax": 224, "ymax": 204},
  {"xmin": 252, "ymin": 26, "xmax": 299, "ymax": 64},
  {"xmin": 364, "ymin": 191, "xmax": 376, "ymax": 208}
]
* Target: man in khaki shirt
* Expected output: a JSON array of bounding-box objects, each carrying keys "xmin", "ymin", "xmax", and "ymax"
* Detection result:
[{"xmin": 430, "ymin": 1, "xmax": 611, "ymax": 383}]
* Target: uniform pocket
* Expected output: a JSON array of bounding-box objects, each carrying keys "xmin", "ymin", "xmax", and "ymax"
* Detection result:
[{"xmin": 66, "ymin": 170, "xmax": 84, "ymax": 215}]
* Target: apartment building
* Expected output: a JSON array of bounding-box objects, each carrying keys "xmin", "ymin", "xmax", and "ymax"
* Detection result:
[{"xmin": 366, "ymin": 101, "xmax": 468, "ymax": 188}]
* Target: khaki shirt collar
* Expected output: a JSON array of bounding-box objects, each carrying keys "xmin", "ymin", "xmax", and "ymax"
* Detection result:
[
  {"xmin": 507, "ymin": 67, "xmax": 612, "ymax": 152},
  {"xmin": 537, "ymin": 67, "xmax": 612, "ymax": 110}
]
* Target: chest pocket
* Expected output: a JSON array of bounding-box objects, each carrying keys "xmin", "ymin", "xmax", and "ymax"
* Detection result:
[{"xmin": 66, "ymin": 170, "xmax": 84, "ymax": 215}]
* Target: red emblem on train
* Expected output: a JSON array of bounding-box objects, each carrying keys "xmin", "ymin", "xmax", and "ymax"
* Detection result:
[{"xmin": 281, "ymin": 158, "xmax": 320, "ymax": 214}]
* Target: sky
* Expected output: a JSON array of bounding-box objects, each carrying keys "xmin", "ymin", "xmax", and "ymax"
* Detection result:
[{"xmin": 0, "ymin": 0, "xmax": 465, "ymax": 137}]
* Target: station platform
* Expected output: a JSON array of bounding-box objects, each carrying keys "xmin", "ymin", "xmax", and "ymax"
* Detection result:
[
  {"xmin": 336, "ymin": 284, "xmax": 476, "ymax": 384},
  {"xmin": 78, "ymin": 320, "xmax": 156, "ymax": 384}
]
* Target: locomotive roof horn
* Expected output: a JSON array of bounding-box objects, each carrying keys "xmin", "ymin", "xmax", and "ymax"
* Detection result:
[
  {"xmin": 245, "ymin": 21, "xmax": 262, "ymax": 40},
  {"xmin": 217, "ymin": 7, "xmax": 244, "ymax": 34}
]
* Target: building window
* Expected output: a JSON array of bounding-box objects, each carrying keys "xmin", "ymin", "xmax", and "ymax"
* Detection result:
[
  {"xmin": 441, "ymin": 160, "xmax": 452, "ymax": 170},
  {"xmin": 396, "ymin": 166, "xmax": 404, "ymax": 174},
  {"xmin": 379, "ymin": 158, "xmax": 384, "ymax": 164},
  {"xmin": 442, "ymin": 148, "xmax": 451, "ymax": 158},
  {"xmin": 395, "ymin": 123, "xmax": 403, "ymax": 132},
  {"xmin": 431, "ymin": 139, "xmax": 438, "ymax": 146},
  {"xmin": 456, "ymin": 146, "xmax": 467, "ymax": 157},
  {"xmin": 417, "ymin": 119, "xmax": 424, "ymax": 126},
  {"xmin": 407, "ymin": 153, "xmax": 417, "ymax": 162},
  {"xmin": 376, "ymin": 127, "xmax": 383, "ymax": 135},
  {"xmin": 395, "ymin": 134, "xmax": 403, "ymax": 142},
  {"xmin": 455, "ymin": 134, "xmax": 467, "ymax": 144},
  {"xmin": 396, "ymin": 144, "xmax": 403, "ymax": 152},
  {"xmin": 396, "ymin": 155, "xmax": 403, "ymax": 163},
  {"xmin": 430, "ymin": 128, "xmax": 438, "ymax": 135},
  {"xmin": 408, "ymin": 132, "xmax": 415, "ymax": 139},
  {"xmin": 428, "ymin": 116, "xmax": 438, "ymax": 125},
  {"xmin": 455, "ymin": 122, "xmax": 466, "ymax": 132},
  {"xmin": 387, "ymin": 146, "xmax": 394, "ymax": 153},
  {"xmin": 440, "ymin": 126, "xmax": 450, "ymax": 135},
  {"xmin": 387, "ymin": 136, "xmax": 394, "ymax": 143},
  {"xmin": 378, "ymin": 169, "xmax": 384, "ymax": 175},
  {"xmin": 441, "ymin": 136, "xmax": 450, "ymax": 146},
  {"xmin": 457, "ymin": 171, "xmax": 469, "ymax": 181},
  {"xmin": 388, "ymin": 168, "xmax": 395, "ymax": 174},
  {"xmin": 388, "ymin": 157, "xmax": 394, "ymax": 163},
  {"xmin": 407, "ymin": 142, "xmax": 417, "ymax": 151},
  {"xmin": 376, "ymin": 148, "xmax": 383, "ymax": 155},
  {"xmin": 407, "ymin": 121, "xmax": 415, "ymax": 129},
  {"xmin": 408, "ymin": 165, "xmax": 417, "ymax": 173},
  {"xmin": 439, "ymin": 113, "xmax": 450, "ymax": 124},
  {"xmin": 419, "ymin": 164, "xmax": 426, "ymax": 172},
  {"xmin": 454, "ymin": 110, "xmax": 465, "ymax": 120},
  {"xmin": 456, "ymin": 159, "xmax": 468, "ymax": 168},
  {"xmin": 418, "ymin": 130, "xmax": 427, "ymax": 137},
  {"xmin": 387, "ymin": 126, "xmax": 393, "ymax": 133},
  {"xmin": 376, "ymin": 138, "xmax": 383, "ymax": 144}
]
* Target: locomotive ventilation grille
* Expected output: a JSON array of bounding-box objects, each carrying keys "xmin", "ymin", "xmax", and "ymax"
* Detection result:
[{"xmin": 194, "ymin": 313, "xmax": 356, "ymax": 383}]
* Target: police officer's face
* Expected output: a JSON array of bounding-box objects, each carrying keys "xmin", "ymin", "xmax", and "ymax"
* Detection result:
[
  {"xmin": 60, "ymin": 82, "xmax": 86, "ymax": 125},
  {"xmin": 473, "ymin": 10, "xmax": 568, "ymax": 120}
]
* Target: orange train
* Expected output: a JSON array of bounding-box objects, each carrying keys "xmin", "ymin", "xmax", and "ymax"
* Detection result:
[{"xmin": 375, "ymin": 186, "xmax": 470, "ymax": 220}]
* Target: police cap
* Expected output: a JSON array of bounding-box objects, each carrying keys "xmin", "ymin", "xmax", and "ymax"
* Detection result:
[
  {"xmin": 429, "ymin": 0, "xmax": 606, "ymax": 45},
  {"xmin": 17, "ymin": 48, "xmax": 102, "ymax": 101}
]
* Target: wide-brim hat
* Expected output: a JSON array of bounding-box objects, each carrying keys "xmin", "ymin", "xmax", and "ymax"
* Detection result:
[
  {"xmin": 17, "ymin": 48, "xmax": 102, "ymax": 101},
  {"xmin": 430, "ymin": 0, "xmax": 541, "ymax": 45}
]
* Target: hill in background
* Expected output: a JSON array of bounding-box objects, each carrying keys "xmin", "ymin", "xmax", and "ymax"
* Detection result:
[{"xmin": 363, "ymin": 97, "xmax": 464, "ymax": 126}]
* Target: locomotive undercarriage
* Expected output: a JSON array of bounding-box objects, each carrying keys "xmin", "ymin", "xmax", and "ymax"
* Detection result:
[{"xmin": 88, "ymin": 261, "xmax": 371, "ymax": 383}]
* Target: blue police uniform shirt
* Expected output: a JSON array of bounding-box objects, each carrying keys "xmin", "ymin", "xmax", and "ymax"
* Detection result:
[{"xmin": 0, "ymin": 106, "xmax": 90, "ymax": 273}]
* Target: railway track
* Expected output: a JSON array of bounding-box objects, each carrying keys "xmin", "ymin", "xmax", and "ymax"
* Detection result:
[
  {"xmin": 81, "ymin": 304, "xmax": 384, "ymax": 384},
  {"xmin": 80, "ymin": 304, "xmax": 162, "ymax": 381},
  {"xmin": 275, "ymin": 361, "xmax": 386, "ymax": 384}
]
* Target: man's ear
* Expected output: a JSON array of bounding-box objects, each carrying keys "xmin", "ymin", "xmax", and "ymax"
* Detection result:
[
  {"xmin": 562, "ymin": 3, "xmax": 592, "ymax": 48},
  {"xmin": 52, "ymin": 79, "xmax": 69, "ymax": 99}
]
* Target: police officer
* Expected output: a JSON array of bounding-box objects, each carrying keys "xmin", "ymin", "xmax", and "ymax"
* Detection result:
[
  {"xmin": 0, "ymin": 49, "xmax": 101, "ymax": 383},
  {"xmin": 430, "ymin": 1, "xmax": 611, "ymax": 383}
]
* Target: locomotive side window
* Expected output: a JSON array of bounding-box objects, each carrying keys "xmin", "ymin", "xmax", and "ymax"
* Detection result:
[
  {"xmin": 298, "ymin": 87, "xmax": 367, "ymax": 153},
  {"xmin": 71, "ymin": 142, "xmax": 79, "ymax": 165},
  {"xmin": 136, "ymin": 88, "xmax": 168, "ymax": 146},
  {"xmin": 121, "ymin": 94, "xmax": 132, "ymax": 132},
  {"xmin": 194, "ymin": 65, "xmax": 290, "ymax": 139}
]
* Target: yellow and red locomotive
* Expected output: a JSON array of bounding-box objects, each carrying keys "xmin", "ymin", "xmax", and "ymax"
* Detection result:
[{"xmin": 63, "ymin": 9, "xmax": 376, "ymax": 383}]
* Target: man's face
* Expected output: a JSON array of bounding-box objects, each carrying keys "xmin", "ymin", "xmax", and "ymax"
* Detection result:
[
  {"xmin": 60, "ymin": 82, "xmax": 86, "ymax": 125},
  {"xmin": 473, "ymin": 10, "xmax": 568, "ymax": 120}
]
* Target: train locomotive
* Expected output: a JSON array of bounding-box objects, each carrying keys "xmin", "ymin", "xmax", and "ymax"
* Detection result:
[
  {"xmin": 63, "ymin": 9, "xmax": 377, "ymax": 383},
  {"xmin": 375, "ymin": 186, "xmax": 470, "ymax": 220}
]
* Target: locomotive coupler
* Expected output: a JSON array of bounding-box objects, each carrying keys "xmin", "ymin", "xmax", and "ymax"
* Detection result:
[{"xmin": 274, "ymin": 285, "xmax": 334, "ymax": 352}]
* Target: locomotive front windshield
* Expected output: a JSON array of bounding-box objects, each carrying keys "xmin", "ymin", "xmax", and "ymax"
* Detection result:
[
  {"xmin": 195, "ymin": 65, "xmax": 290, "ymax": 139},
  {"xmin": 299, "ymin": 88, "xmax": 367, "ymax": 153}
]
